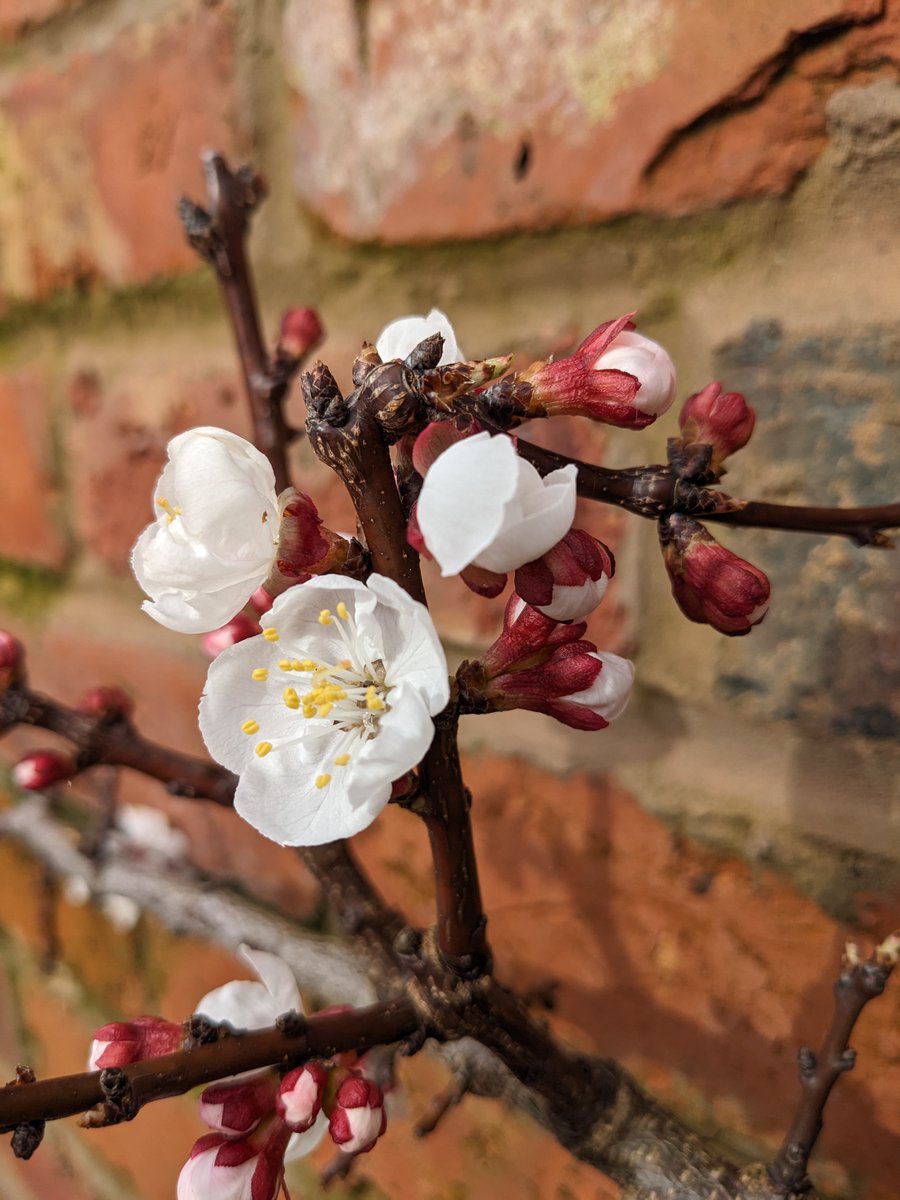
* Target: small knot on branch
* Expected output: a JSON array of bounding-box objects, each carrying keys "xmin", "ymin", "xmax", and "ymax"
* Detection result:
[
  {"xmin": 187, "ymin": 1015, "xmax": 231, "ymax": 1047},
  {"xmin": 80, "ymin": 1067, "xmax": 138, "ymax": 1127},
  {"xmin": 275, "ymin": 1010, "xmax": 307, "ymax": 1039},
  {"xmin": 176, "ymin": 197, "xmax": 223, "ymax": 266},
  {"xmin": 11, "ymin": 1120, "xmax": 44, "ymax": 1159}
]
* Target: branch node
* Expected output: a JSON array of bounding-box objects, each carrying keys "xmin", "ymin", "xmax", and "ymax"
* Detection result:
[
  {"xmin": 797, "ymin": 1047, "xmax": 816, "ymax": 1079},
  {"xmin": 188, "ymin": 1016, "xmax": 231, "ymax": 1047},
  {"xmin": 275, "ymin": 1010, "xmax": 307, "ymax": 1039},
  {"xmin": 10, "ymin": 1120, "xmax": 44, "ymax": 1159},
  {"xmin": 80, "ymin": 1067, "xmax": 139, "ymax": 1127}
]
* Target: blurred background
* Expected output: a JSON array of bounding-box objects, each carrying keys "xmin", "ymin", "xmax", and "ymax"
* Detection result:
[{"xmin": 0, "ymin": 1, "xmax": 898, "ymax": 1197}]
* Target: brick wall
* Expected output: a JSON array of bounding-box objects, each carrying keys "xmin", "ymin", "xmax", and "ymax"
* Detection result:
[{"xmin": 0, "ymin": 2, "xmax": 898, "ymax": 1198}]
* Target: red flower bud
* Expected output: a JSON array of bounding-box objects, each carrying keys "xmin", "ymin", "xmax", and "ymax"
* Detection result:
[
  {"xmin": 660, "ymin": 514, "xmax": 770, "ymax": 636},
  {"xmin": 277, "ymin": 307, "xmax": 324, "ymax": 360},
  {"xmin": 201, "ymin": 613, "xmax": 261, "ymax": 659},
  {"xmin": 12, "ymin": 750, "xmax": 75, "ymax": 791},
  {"xmin": 678, "ymin": 382, "xmax": 755, "ymax": 469},
  {"xmin": 77, "ymin": 686, "xmax": 134, "ymax": 721},
  {"xmin": 274, "ymin": 492, "xmax": 349, "ymax": 581},
  {"xmin": 178, "ymin": 1120, "xmax": 289, "ymax": 1200},
  {"xmin": 328, "ymin": 1076, "xmax": 386, "ymax": 1155},
  {"xmin": 0, "ymin": 630, "xmax": 24, "ymax": 686},
  {"xmin": 275, "ymin": 1062, "xmax": 328, "ymax": 1132},
  {"xmin": 515, "ymin": 529, "xmax": 614, "ymax": 621},
  {"xmin": 88, "ymin": 1015, "xmax": 183, "ymax": 1071},
  {"xmin": 524, "ymin": 314, "xmax": 676, "ymax": 429},
  {"xmin": 200, "ymin": 1074, "xmax": 278, "ymax": 1136}
]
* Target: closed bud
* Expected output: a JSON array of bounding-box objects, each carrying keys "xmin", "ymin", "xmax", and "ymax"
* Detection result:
[
  {"xmin": 0, "ymin": 630, "xmax": 24, "ymax": 686},
  {"xmin": 277, "ymin": 307, "xmax": 323, "ymax": 361},
  {"xmin": 275, "ymin": 1062, "xmax": 327, "ymax": 1132},
  {"xmin": 88, "ymin": 1015, "xmax": 183, "ymax": 1071},
  {"xmin": 177, "ymin": 1121, "xmax": 288, "ymax": 1200},
  {"xmin": 524, "ymin": 314, "xmax": 676, "ymax": 429},
  {"xmin": 12, "ymin": 750, "xmax": 75, "ymax": 791},
  {"xmin": 515, "ymin": 529, "xmax": 614, "ymax": 621},
  {"xmin": 199, "ymin": 1074, "xmax": 278, "ymax": 1136},
  {"xmin": 659, "ymin": 514, "xmax": 770, "ymax": 636},
  {"xmin": 77, "ymin": 686, "xmax": 134, "ymax": 721},
  {"xmin": 201, "ymin": 613, "xmax": 262, "ymax": 659},
  {"xmin": 269, "ymin": 492, "xmax": 349, "ymax": 586},
  {"xmin": 328, "ymin": 1076, "xmax": 386, "ymax": 1156},
  {"xmin": 678, "ymin": 382, "xmax": 755, "ymax": 470}
]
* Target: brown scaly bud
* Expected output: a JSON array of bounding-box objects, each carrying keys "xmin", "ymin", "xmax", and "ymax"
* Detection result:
[
  {"xmin": 352, "ymin": 342, "xmax": 382, "ymax": 386},
  {"xmin": 302, "ymin": 362, "xmax": 348, "ymax": 425},
  {"xmin": 677, "ymin": 381, "xmax": 756, "ymax": 472},
  {"xmin": 659, "ymin": 513, "xmax": 770, "ymax": 637},
  {"xmin": 420, "ymin": 356, "xmax": 513, "ymax": 413},
  {"xmin": 406, "ymin": 332, "xmax": 445, "ymax": 371},
  {"xmin": 361, "ymin": 360, "xmax": 425, "ymax": 442},
  {"xmin": 77, "ymin": 686, "xmax": 134, "ymax": 723},
  {"xmin": 276, "ymin": 307, "xmax": 323, "ymax": 362}
]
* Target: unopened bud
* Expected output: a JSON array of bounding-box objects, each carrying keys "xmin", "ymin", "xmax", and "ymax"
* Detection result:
[
  {"xmin": 524, "ymin": 314, "xmax": 676, "ymax": 429},
  {"xmin": 200, "ymin": 1074, "xmax": 278, "ymax": 1136},
  {"xmin": 77, "ymin": 686, "xmax": 134, "ymax": 721},
  {"xmin": 277, "ymin": 307, "xmax": 323, "ymax": 361},
  {"xmin": 88, "ymin": 1015, "xmax": 183, "ymax": 1071},
  {"xmin": 515, "ymin": 529, "xmax": 615, "ymax": 621},
  {"xmin": 201, "ymin": 613, "xmax": 261, "ymax": 659},
  {"xmin": 177, "ymin": 1123, "xmax": 287, "ymax": 1200},
  {"xmin": 328, "ymin": 1076, "xmax": 386, "ymax": 1155},
  {"xmin": 659, "ymin": 514, "xmax": 770, "ymax": 636},
  {"xmin": 12, "ymin": 750, "xmax": 75, "ymax": 791},
  {"xmin": 0, "ymin": 630, "xmax": 24, "ymax": 686},
  {"xmin": 275, "ymin": 1062, "xmax": 328, "ymax": 1132},
  {"xmin": 678, "ymin": 382, "xmax": 755, "ymax": 470},
  {"xmin": 272, "ymin": 492, "xmax": 349, "ymax": 580}
]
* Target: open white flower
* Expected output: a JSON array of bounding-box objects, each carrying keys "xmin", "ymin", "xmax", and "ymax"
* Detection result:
[
  {"xmin": 199, "ymin": 574, "xmax": 449, "ymax": 846},
  {"xmin": 132, "ymin": 428, "xmax": 283, "ymax": 634},
  {"xmin": 417, "ymin": 431, "xmax": 577, "ymax": 576},
  {"xmin": 375, "ymin": 308, "xmax": 462, "ymax": 365}
]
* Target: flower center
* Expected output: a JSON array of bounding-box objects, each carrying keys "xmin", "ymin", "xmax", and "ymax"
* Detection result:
[{"xmin": 241, "ymin": 601, "xmax": 392, "ymax": 790}]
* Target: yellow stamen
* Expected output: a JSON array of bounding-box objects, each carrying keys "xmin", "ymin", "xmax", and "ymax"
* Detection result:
[
  {"xmin": 336, "ymin": 601, "xmax": 349, "ymax": 620},
  {"xmin": 156, "ymin": 496, "xmax": 182, "ymax": 525},
  {"xmin": 278, "ymin": 659, "xmax": 292, "ymax": 671},
  {"xmin": 315, "ymin": 774, "xmax": 331, "ymax": 789},
  {"xmin": 318, "ymin": 609, "xmax": 333, "ymax": 626},
  {"xmin": 241, "ymin": 719, "xmax": 260, "ymax": 735},
  {"xmin": 339, "ymin": 659, "xmax": 352, "ymax": 670},
  {"xmin": 262, "ymin": 628, "xmax": 279, "ymax": 642},
  {"xmin": 292, "ymin": 659, "xmax": 307, "ymax": 671},
  {"xmin": 255, "ymin": 741, "xmax": 273, "ymax": 757},
  {"xmin": 334, "ymin": 753, "xmax": 351, "ymax": 767},
  {"xmin": 251, "ymin": 668, "xmax": 268, "ymax": 681},
  {"xmin": 318, "ymin": 702, "xmax": 333, "ymax": 718},
  {"xmin": 365, "ymin": 686, "xmax": 385, "ymax": 712},
  {"xmin": 283, "ymin": 687, "xmax": 300, "ymax": 710}
]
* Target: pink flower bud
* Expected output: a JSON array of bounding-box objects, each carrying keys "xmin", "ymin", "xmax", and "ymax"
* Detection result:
[
  {"xmin": 328, "ymin": 1076, "xmax": 386, "ymax": 1156},
  {"xmin": 274, "ymin": 493, "xmax": 348, "ymax": 581},
  {"xmin": 515, "ymin": 529, "xmax": 614, "ymax": 621},
  {"xmin": 88, "ymin": 1015, "xmax": 183, "ymax": 1071},
  {"xmin": 0, "ymin": 630, "xmax": 24, "ymax": 684},
  {"xmin": 177, "ymin": 1125, "xmax": 288, "ymax": 1200},
  {"xmin": 12, "ymin": 750, "xmax": 75, "ymax": 791},
  {"xmin": 77, "ymin": 686, "xmax": 134, "ymax": 721},
  {"xmin": 480, "ymin": 594, "xmax": 588, "ymax": 678},
  {"xmin": 489, "ymin": 639, "xmax": 634, "ymax": 730},
  {"xmin": 277, "ymin": 307, "xmax": 324, "ymax": 360},
  {"xmin": 525, "ymin": 314, "xmax": 676, "ymax": 429},
  {"xmin": 275, "ymin": 1062, "xmax": 327, "ymax": 1132},
  {"xmin": 678, "ymin": 382, "xmax": 755, "ymax": 469},
  {"xmin": 200, "ymin": 1074, "xmax": 278, "ymax": 1136},
  {"xmin": 249, "ymin": 586, "xmax": 274, "ymax": 616},
  {"xmin": 660, "ymin": 514, "xmax": 770, "ymax": 636},
  {"xmin": 201, "ymin": 614, "xmax": 262, "ymax": 659}
]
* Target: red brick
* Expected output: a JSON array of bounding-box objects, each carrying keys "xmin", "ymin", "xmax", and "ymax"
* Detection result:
[
  {"xmin": 0, "ymin": 370, "xmax": 68, "ymax": 569},
  {"xmin": 0, "ymin": 4, "xmax": 244, "ymax": 298},
  {"xmin": 283, "ymin": 0, "xmax": 884, "ymax": 241}
]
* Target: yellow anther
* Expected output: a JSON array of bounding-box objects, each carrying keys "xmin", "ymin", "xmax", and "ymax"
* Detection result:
[
  {"xmin": 251, "ymin": 668, "xmax": 269, "ymax": 681},
  {"xmin": 278, "ymin": 659, "xmax": 292, "ymax": 671},
  {"xmin": 315, "ymin": 774, "xmax": 332, "ymax": 789},
  {"xmin": 318, "ymin": 609, "xmax": 333, "ymax": 626},
  {"xmin": 339, "ymin": 659, "xmax": 352, "ymax": 670},
  {"xmin": 334, "ymin": 753, "xmax": 351, "ymax": 767},
  {"xmin": 156, "ymin": 496, "xmax": 182, "ymax": 525},
  {"xmin": 262, "ymin": 628, "xmax": 279, "ymax": 642},
  {"xmin": 336, "ymin": 601, "xmax": 349, "ymax": 620},
  {"xmin": 241, "ymin": 719, "xmax": 260, "ymax": 735},
  {"xmin": 255, "ymin": 741, "xmax": 273, "ymax": 757},
  {"xmin": 318, "ymin": 702, "xmax": 333, "ymax": 718},
  {"xmin": 365, "ymin": 686, "xmax": 385, "ymax": 712},
  {"xmin": 283, "ymin": 687, "xmax": 300, "ymax": 710},
  {"xmin": 292, "ymin": 659, "xmax": 307, "ymax": 671}
]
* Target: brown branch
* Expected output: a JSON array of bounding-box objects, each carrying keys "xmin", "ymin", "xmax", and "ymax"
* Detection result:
[
  {"xmin": 515, "ymin": 439, "xmax": 900, "ymax": 544},
  {"xmin": 179, "ymin": 153, "xmax": 299, "ymax": 493},
  {"xmin": 0, "ymin": 998, "xmax": 418, "ymax": 1129},
  {"xmin": 769, "ymin": 940, "xmax": 899, "ymax": 1195}
]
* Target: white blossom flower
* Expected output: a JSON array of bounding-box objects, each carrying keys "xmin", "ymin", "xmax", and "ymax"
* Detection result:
[
  {"xmin": 116, "ymin": 804, "xmax": 189, "ymax": 863},
  {"xmin": 199, "ymin": 575, "xmax": 449, "ymax": 846},
  {"xmin": 132, "ymin": 428, "xmax": 283, "ymax": 635},
  {"xmin": 416, "ymin": 431, "xmax": 577, "ymax": 576},
  {"xmin": 375, "ymin": 308, "xmax": 462, "ymax": 365}
]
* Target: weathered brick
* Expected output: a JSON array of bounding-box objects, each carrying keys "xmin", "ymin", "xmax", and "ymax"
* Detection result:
[
  {"xmin": 0, "ymin": 369, "xmax": 68, "ymax": 569},
  {"xmin": 0, "ymin": 3, "xmax": 244, "ymax": 298},
  {"xmin": 282, "ymin": 0, "xmax": 886, "ymax": 241}
]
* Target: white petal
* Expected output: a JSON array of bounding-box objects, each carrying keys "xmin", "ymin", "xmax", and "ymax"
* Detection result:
[
  {"xmin": 285, "ymin": 1111, "xmax": 329, "ymax": 1161},
  {"xmin": 238, "ymin": 945, "xmax": 302, "ymax": 1016},
  {"xmin": 535, "ymin": 576, "xmax": 609, "ymax": 622},
  {"xmin": 472, "ymin": 464, "xmax": 577, "ymax": 573},
  {"xmin": 597, "ymin": 332, "xmax": 676, "ymax": 416},
  {"xmin": 417, "ymin": 433, "xmax": 521, "ymax": 575},
  {"xmin": 194, "ymin": 979, "xmax": 282, "ymax": 1029},
  {"xmin": 365, "ymin": 575, "xmax": 449, "ymax": 712},
  {"xmin": 567, "ymin": 652, "xmax": 634, "ymax": 722},
  {"xmin": 375, "ymin": 308, "xmax": 462, "ymax": 365},
  {"xmin": 177, "ymin": 1148, "xmax": 258, "ymax": 1200},
  {"xmin": 345, "ymin": 684, "xmax": 437, "ymax": 806}
]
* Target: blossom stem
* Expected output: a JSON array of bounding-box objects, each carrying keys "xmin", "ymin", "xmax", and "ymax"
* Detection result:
[
  {"xmin": 515, "ymin": 438, "xmax": 900, "ymax": 544},
  {"xmin": 179, "ymin": 153, "xmax": 296, "ymax": 493}
]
